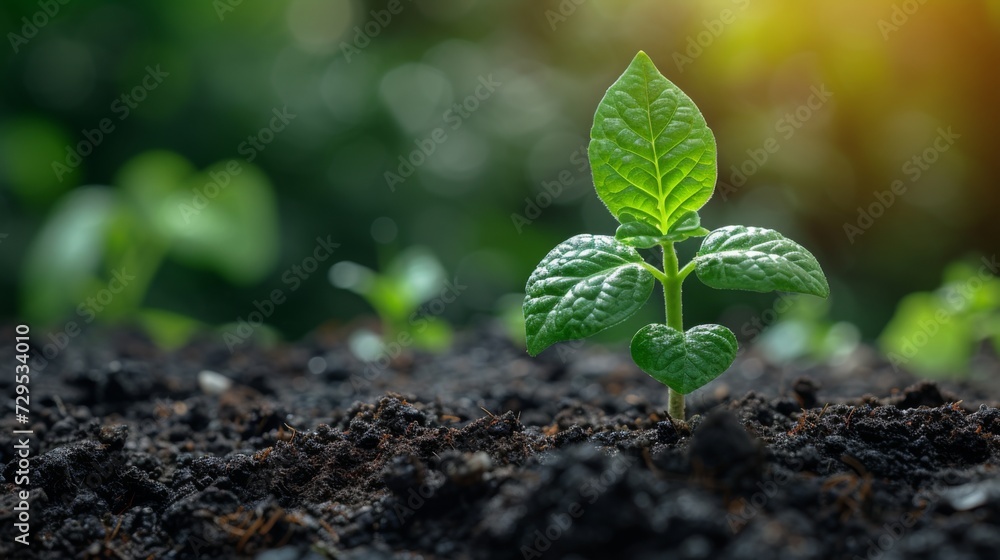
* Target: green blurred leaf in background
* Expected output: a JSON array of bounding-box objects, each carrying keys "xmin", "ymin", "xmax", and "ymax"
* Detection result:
[
  {"xmin": 879, "ymin": 259, "xmax": 1000, "ymax": 377},
  {"xmin": 20, "ymin": 150, "xmax": 280, "ymax": 346}
]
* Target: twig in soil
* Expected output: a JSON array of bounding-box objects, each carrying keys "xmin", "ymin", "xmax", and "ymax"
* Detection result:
[
  {"xmin": 282, "ymin": 423, "xmax": 299, "ymax": 443},
  {"xmin": 821, "ymin": 455, "xmax": 874, "ymax": 520},
  {"xmin": 254, "ymin": 447, "xmax": 274, "ymax": 462},
  {"xmin": 788, "ymin": 404, "xmax": 830, "ymax": 436},
  {"xmin": 788, "ymin": 411, "xmax": 809, "ymax": 436},
  {"xmin": 845, "ymin": 407, "xmax": 856, "ymax": 430},
  {"xmin": 318, "ymin": 519, "xmax": 340, "ymax": 544},
  {"xmin": 53, "ymin": 394, "xmax": 68, "ymax": 417},
  {"xmin": 480, "ymin": 406, "xmax": 497, "ymax": 418},
  {"xmin": 219, "ymin": 506, "xmax": 300, "ymax": 554},
  {"xmin": 258, "ymin": 510, "xmax": 284, "ymax": 537},
  {"xmin": 114, "ymin": 492, "xmax": 136, "ymax": 516},
  {"xmin": 642, "ymin": 447, "xmax": 665, "ymax": 478},
  {"xmin": 108, "ymin": 515, "xmax": 124, "ymax": 543},
  {"xmin": 237, "ymin": 513, "xmax": 266, "ymax": 552},
  {"xmin": 817, "ymin": 403, "xmax": 830, "ymax": 420},
  {"xmin": 664, "ymin": 411, "xmax": 676, "ymax": 432},
  {"xmin": 841, "ymin": 455, "xmax": 871, "ymax": 480},
  {"xmin": 86, "ymin": 515, "xmax": 128, "ymax": 560}
]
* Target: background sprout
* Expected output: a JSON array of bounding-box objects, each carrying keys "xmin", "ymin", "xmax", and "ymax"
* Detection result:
[{"xmin": 330, "ymin": 245, "xmax": 453, "ymax": 360}]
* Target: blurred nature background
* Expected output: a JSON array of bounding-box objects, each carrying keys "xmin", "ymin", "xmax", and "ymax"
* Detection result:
[{"xmin": 1, "ymin": 0, "xmax": 998, "ymax": 372}]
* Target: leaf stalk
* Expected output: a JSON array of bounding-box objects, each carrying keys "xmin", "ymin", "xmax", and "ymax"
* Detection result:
[{"xmin": 662, "ymin": 242, "xmax": 686, "ymax": 419}]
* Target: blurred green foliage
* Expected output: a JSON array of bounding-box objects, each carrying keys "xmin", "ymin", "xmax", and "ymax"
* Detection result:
[
  {"xmin": 19, "ymin": 150, "xmax": 278, "ymax": 345},
  {"xmin": 2, "ymin": 1, "xmax": 999, "ymax": 351},
  {"xmin": 331, "ymin": 246, "xmax": 453, "ymax": 357},
  {"xmin": 756, "ymin": 295, "xmax": 861, "ymax": 366},
  {"xmin": 879, "ymin": 259, "xmax": 1000, "ymax": 377}
]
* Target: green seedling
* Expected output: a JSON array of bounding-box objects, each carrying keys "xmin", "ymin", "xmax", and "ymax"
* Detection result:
[
  {"xmin": 522, "ymin": 52, "xmax": 830, "ymax": 419},
  {"xmin": 330, "ymin": 246, "xmax": 452, "ymax": 359}
]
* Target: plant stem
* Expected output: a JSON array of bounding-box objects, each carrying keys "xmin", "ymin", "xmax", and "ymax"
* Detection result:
[{"xmin": 662, "ymin": 243, "xmax": 686, "ymax": 420}]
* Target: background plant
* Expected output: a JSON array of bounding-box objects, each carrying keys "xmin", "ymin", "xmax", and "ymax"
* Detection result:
[
  {"xmin": 523, "ymin": 52, "xmax": 830, "ymax": 419},
  {"xmin": 20, "ymin": 150, "xmax": 278, "ymax": 346},
  {"xmin": 329, "ymin": 246, "xmax": 453, "ymax": 359},
  {"xmin": 879, "ymin": 258, "xmax": 1000, "ymax": 377},
  {"xmin": 2, "ymin": 1, "xmax": 997, "ymax": 349}
]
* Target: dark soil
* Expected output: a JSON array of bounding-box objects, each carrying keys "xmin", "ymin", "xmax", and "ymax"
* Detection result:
[{"xmin": 2, "ymin": 324, "xmax": 999, "ymax": 560}]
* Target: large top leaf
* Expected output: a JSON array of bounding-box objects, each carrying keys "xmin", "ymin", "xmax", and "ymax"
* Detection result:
[
  {"xmin": 589, "ymin": 51, "xmax": 717, "ymax": 234},
  {"xmin": 694, "ymin": 226, "xmax": 830, "ymax": 297},
  {"xmin": 524, "ymin": 235, "xmax": 654, "ymax": 355}
]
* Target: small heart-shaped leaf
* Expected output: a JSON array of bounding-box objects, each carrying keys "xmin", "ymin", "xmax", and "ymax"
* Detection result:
[{"xmin": 630, "ymin": 323, "xmax": 738, "ymax": 394}]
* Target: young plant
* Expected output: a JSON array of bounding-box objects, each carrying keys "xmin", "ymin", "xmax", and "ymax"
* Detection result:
[
  {"xmin": 523, "ymin": 52, "xmax": 830, "ymax": 419},
  {"xmin": 330, "ymin": 246, "xmax": 453, "ymax": 359}
]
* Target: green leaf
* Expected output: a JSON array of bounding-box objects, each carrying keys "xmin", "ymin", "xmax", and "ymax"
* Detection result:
[
  {"xmin": 135, "ymin": 308, "xmax": 203, "ymax": 350},
  {"xmin": 630, "ymin": 324, "xmax": 738, "ymax": 395},
  {"xmin": 384, "ymin": 246, "xmax": 448, "ymax": 311},
  {"xmin": 411, "ymin": 317, "xmax": 453, "ymax": 351},
  {"xmin": 524, "ymin": 234, "xmax": 655, "ymax": 355},
  {"xmin": 117, "ymin": 151, "xmax": 280, "ymax": 284},
  {"xmin": 694, "ymin": 226, "xmax": 830, "ymax": 297},
  {"xmin": 616, "ymin": 210, "xmax": 710, "ymax": 248},
  {"xmin": 21, "ymin": 187, "xmax": 118, "ymax": 324},
  {"xmin": 878, "ymin": 292, "xmax": 973, "ymax": 376},
  {"xmin": 589, "ymin": 51, "xmax": 717, "ymax": 234}
]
